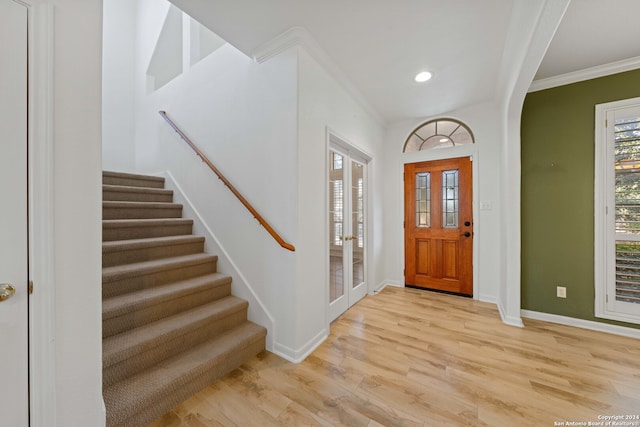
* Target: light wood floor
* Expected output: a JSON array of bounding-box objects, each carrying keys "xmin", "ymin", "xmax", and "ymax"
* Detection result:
[{"xmin": 149, "ymin": 286, "xmax": 640, "ymax": 426}]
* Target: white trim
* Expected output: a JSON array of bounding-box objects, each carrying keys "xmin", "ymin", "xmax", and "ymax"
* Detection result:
[
  {"xmin": 373, "ymin": 280, "xmax": 403, "ymax": 294},
  {"xmin": 28, "ymin": 4, "xmax": 57, "ymax": 427},
  {"xmin": 252, "ymin": 27, "xmax": 385, "ymax": 125},
  {"xmin": 594, "ymin": 100, "xmax": 609, "ymax": 323},
  {"xmin": 163, "ymin": 172, "xmax": 277, "ymax": 351},
  {"xmin": 478, "ymin": 294, "xmax": 524, "ymax": 327},
  {"xmin": 252, "ymin": 26, "xmax": 305, "ymax": 64},
  {"xmin": 521, "ymin": 310, "xmax": 640, "ymax": 340},
  {"xmin": 529, "ymin": 56, "xmax": 640, "ymax": 93},
  {"xmin": 594, "ymin": 97, "xmax": 640, "ymax": 325},
  {"xmin": 327, "ymin": 127, "xmax": 374, "ymax": 163},
  {"xmin": 497, "ymin": 298, "xmax": 524, "ymax": 328},
  {"xmin": 372, "ymin": 282, "xmax": 388, "ymax": 294},
  {"xmin": 478, "ymin": 294, "xmax": 498, "ymax": 305},
  {"xmin": 272, "ymin": 328, "xmax": 328, "ymax": 364}
]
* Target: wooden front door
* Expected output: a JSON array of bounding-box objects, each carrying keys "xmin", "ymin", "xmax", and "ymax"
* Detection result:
[{"xmin": 404, "ymin": 157, "xmax": 473, "ymax": 295}]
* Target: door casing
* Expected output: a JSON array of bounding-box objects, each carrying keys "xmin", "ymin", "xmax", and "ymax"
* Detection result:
[
  {"xmin": 23, "ymin": 3, "xmax": 57, "ymax": 426},
  {"xmin": 0, "ymin": 1, "xmax": 29, "ymax": 424}
]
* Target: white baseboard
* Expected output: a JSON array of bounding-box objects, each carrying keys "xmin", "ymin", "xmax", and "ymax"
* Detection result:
[
  {"xmin": 478, "ymin": 294, "xmax": 497, "ymax": 304},
  {"xmin": 372, "ymin": 280, "xmax": 402, "ymax": 294},
  {"xmin": 494, "ymin": 298, "xmax": 524, "ymax": 328},
  {"xmin": 521, "ymin": 309, "xmax": 640, "ymax": 339},
  {"xmin": 272, "ymin": 328, "xmax": 328, "ymax": 363}
]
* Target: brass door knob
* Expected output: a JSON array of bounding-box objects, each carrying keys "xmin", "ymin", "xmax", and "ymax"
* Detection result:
[{"xmin": 0, "ymin": 284, "xmax": 16, "ymax": 302}]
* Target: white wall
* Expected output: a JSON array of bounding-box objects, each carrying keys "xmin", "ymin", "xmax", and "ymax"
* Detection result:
[
  {"xmin": 102, "ymin": 0, "xmax": 136, "ymax": 171},
  {"xmin": 380, "ymin": 0, "xmax": 570, "ymax": 326},
  {"xmin": 382, "ymin": 101, "xmax": 503, "ymax": 303},
  {"xmin": 297, "ymin": 48, "xmax": 385, "ymax": 356},
  {"xmin": 495, "ymin": 0, "xmax": 570, "ymax": 325},
  {"xmin": 51, "ymin": 0, "xmax": 105, "ymax": 425},
  {"xmin": 127, "ymin": 0, "xmax": 299, "ymax": 353},
  {"xmin": 102, "ymin": 0, "xmax": 388, "ymax": 360}
]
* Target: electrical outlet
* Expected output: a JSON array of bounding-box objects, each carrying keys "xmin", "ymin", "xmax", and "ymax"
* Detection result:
[{"xmin": 557, "ymin": 286, "xmax": 566, "ymax": 298}]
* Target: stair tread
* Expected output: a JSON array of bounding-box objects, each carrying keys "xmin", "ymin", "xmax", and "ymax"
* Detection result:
[
  {"xmin": 103, "ymin": 171, "xmax": 165, "ymax": 183},
  {"xmin": 103, "ymin": 218, "xmax": 193, "ymax": 228},
  {"xmin": 103, "ymin": 273, "xmax": 231, "ymax": 320},
  {"xmin": 103, "ymin": 201, "xmax": 182, "ymax": 209},
  {"xmin": 101, "ymin": 170, "xmax": 266, "ymax": 427},
  {"xmin": 103, "ymin": 184, "xmax": 172, "ymax": 195},
  {"xmin": 102, "ymin": 235, "xmax": 205, "ymax": 253},
  {"xmin": 103, "ymin": 253, "xmax": 216, "ymax": 282},
  {"xmin": 103, "ymin": 322, "xmax": 266, "ymax": 426},
  {"xmin": 103, "ymin": 296, "xmax": 248, "ymax": 367}
]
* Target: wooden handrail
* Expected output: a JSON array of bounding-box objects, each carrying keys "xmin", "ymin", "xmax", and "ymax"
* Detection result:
[{"xmin": 159, "ymin": 110, "xmax": 295, "ymax": 252}]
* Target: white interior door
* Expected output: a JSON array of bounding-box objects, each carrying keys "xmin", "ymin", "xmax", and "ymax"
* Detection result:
[
  {"xmin": 329, "ymin": 147, "xmax": 368, "ymax": 322},
  {"xmin": 0, "ymin": 1, "xmax": 30, "ymax": 425}
]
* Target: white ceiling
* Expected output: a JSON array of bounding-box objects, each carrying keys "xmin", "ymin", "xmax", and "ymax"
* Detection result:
[
  {"xmin": 171, "ymin": 0, "xmax": 640, "ymax": 124},
  {"xmin": 535, "ymin": 0, "xmax": 640, "ymax": 80},
  {"xmin": 172, "ymin": 0, "xmax": 515, "ymax": 123}
]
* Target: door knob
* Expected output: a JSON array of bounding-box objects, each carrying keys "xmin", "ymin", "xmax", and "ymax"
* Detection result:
[
  {"xmin": 0, "ymin": 284, "xmax": 16, "ymax": 302},
  {"xmin": 462, "ymin": 232, "xmax": 471, "ymax": 238}
]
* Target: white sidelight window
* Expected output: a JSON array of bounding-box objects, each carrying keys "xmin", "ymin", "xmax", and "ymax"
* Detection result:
[{"xmin": 595, "ymin": 97, "xmax": 640, "ymax": 324}]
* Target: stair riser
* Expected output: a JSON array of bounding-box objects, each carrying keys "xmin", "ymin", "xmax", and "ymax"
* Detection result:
[
  {"xmin": 109, "ymin": 337, "xmax": 265, "ymax": 427},
  {"xmin": 103, "ymin": 240, "xmax": 205, "ymax": 267},
  {"xmin": 103, "ymin": 175, "xmax": 165, "ymax": 189},
  {"xmin": 103, "ymin": 206, "xmax": 183, "ymax": 220},
  {"xmin": 103, "ymin": 223, "xmax": 192, "ymax": 241},
  {"xmin": 103, "ymin": 190, "xmax": 173, "ymax": 203},
  {"xmin": 103, "ymin": 261, "xmax": 217, "ymax": 298},
  {"xmin": 103, "ymin": 282, "xmax": 232, "ymax": 338},
  {"xmin": 103, "ymin": 307, "xmax": 249, "ymax": 388}
]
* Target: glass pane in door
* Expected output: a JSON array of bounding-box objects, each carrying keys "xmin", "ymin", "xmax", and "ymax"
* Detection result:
[
  {"xmin": 352, "ymin": 161, "xmax": 365, "ymax": 288},
  {"xmin": 614, "ymin": 115, "xmax": 640, "ymax": 306},
  {"xmin": 329, "ymin": 151, "xmax": 344, "ymax": 303},
  {"xmin": 415, "ymin": 172, "xmax": 431, "ymax": 227},
  {"xmin": 442, "ymin": 169, "xmax": 459, "ymax": 228}
]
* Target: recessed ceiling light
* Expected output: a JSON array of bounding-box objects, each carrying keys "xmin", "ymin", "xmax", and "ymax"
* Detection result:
[
  {"xmin": 439, "ymin": 138, "xmax": 449, "ymax": 143},
  {"xmin": 415, "ymin": 71, "xmax": 432, "ymax": 83}
]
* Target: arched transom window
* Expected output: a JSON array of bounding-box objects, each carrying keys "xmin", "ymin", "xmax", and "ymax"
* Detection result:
[{"xmin": 403, "ymin": 118, "xmax": 474, "ymax": 152}]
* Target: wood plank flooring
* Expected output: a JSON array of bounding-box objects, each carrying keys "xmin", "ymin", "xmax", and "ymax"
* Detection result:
[{"xmin": 148, "ymin": 286, "xmax": 640, "ymax": 426}]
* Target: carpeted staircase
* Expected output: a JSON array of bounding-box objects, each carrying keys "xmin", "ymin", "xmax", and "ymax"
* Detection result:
[{"xmin": 102, "ymin": 171, "xmax": 266, "ymax": 427}]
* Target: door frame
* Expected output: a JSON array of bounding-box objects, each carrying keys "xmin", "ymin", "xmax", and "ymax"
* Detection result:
[
  {"xmin": 402, "ymin": 144, "xmax": 479, "ymax": 299},
  {"xmin": 23, "ymin": 3, "xmax": 57, "ymax": 426},
  {"xmin": 326, "ymin": 129, "xmax": 372, "ymax": 322}
]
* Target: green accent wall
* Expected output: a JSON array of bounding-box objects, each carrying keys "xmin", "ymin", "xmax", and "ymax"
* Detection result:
[{"xmin": 521, "ymin": 68, "xmax": 640, "ymax": 329}]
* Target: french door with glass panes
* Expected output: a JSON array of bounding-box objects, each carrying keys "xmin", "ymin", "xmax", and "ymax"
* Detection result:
[{"xmin": 329, "ymin": 148, "xmax": 367, "ymax": 321}]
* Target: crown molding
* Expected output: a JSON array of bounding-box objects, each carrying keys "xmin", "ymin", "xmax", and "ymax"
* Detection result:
[
  {"xmin": 529, "ymin": 55, "xmax": 640, "ymax": 92},
  {"xmin": 251, "ymin": 27, "xmax": 386, "ymax": 125},
  {"xmin": 252, "ymin": 26, "xmax": 308, "ymax": 64}
]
